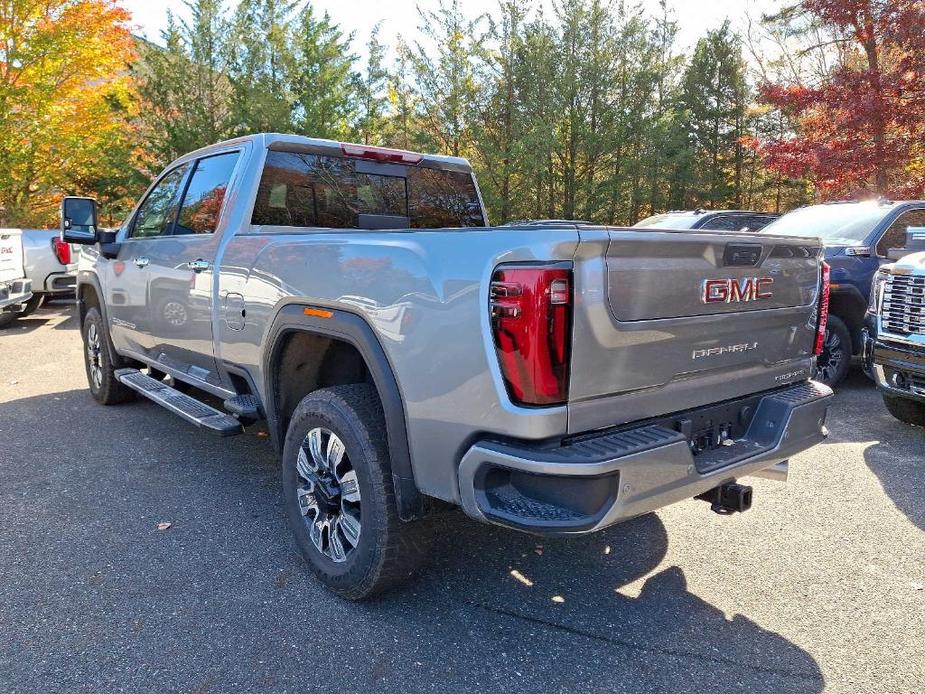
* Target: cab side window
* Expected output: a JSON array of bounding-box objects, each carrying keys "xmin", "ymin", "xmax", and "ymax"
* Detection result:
[
  {"xmin": 877, "ymin": 209, "xmax": 925, "ymax": 256},
  {"xmin": 174, "ymin": 152, "xmax": 240, "ymax": 235},
  {"xmin": 131, "ymin": 165, "xmax": 188, "ymax": 239}
]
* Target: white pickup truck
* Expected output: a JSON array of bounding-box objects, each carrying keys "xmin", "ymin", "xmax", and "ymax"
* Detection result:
[
  {"xmin": 0, "ymin": 229, "xmax": 76, "ymax": 327},
  {"xmin": 0, "ymin": 230, "xmax": 34, "ymax": 328}
]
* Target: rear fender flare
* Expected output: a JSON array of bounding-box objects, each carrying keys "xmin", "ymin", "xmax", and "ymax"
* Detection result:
[{"xmin": 262, "ymin": 303, "xmax": 423, "ymax": 520}]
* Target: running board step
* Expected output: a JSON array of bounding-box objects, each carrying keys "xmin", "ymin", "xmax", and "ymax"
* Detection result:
[
  {"xmin": 224, "ymin": 394, "xmax": 262, "ymax": 419},
  {"xmin": 115, "ymin": 368, "xmax": 244, "ymax": 437}
]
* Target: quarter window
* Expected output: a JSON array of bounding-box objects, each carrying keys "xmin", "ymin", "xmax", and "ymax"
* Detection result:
[
  {"xmin": 174, "ymin": 152, "xmax": 240, "ymax": 235},
  {"xmin": 131, "ymin": 166, "xmax": 188, "ymax": 239}
]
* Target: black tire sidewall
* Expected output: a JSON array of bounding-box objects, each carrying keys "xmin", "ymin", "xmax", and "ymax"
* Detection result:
[
  {"xmin": 817, "ymin": 315, "xmax": 852, "ymax": 386},
  {"xmin": 281, "ymin": 388, "xmax": 390, "ymax": 591}
]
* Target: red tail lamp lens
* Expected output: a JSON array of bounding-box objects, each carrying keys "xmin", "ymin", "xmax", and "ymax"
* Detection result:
[
  {"xmin": 814, "ymin": 261, "xmax": 831, "ymax": 356},
  {"xmin": 53, "ymin": 237, "xmax": 71, "ymax": 265},
  {"xmin": 490, "ymin": 266, "xmax": 572, "ymax": 406}
]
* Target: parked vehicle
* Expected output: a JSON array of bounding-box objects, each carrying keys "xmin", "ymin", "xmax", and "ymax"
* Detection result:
[
  {"xmin": 21, "ymin": 229, "xmax": 78, "ymax": 311},
  {"xmin": 0, "ymin": 230, "xmax": 34, "ymax": 329},
  {"xmin": 864, "ymin": 231, "xmax": 925, "ymax": 425},
  {"xmin": 633, "ymin": 209, "xmax": 780, "ymax": 232},
  {"xmin": 760, "ymin": 200, "xmax": 925, "ymax": 387},
  {"xmin": 0, "ymin": 228, "xmax": 75, "ymax": 324},
  {"xmin": 63, "ymin": 133, "xmax": 833, "ymax": 599}
]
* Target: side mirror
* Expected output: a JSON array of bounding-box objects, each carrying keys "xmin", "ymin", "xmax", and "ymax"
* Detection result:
[{"xmin": 61, "ymin": 196, "xmax": 99, "ymax": 244}]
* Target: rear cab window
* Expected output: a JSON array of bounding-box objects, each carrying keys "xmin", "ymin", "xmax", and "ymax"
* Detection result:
[{"xmin": 252, "ymin": 150, "xmax": 485, "ymax": 230}]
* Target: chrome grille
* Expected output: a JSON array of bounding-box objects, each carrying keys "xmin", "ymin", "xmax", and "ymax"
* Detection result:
[{"xmin": 882, "ymin": 274, "xmax": 925, "ymax": 336}]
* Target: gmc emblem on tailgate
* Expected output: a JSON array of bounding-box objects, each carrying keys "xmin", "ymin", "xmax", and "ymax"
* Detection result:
[{"xmin": 701, "ymin": 277, "xmax": 773, "ymax": 304}]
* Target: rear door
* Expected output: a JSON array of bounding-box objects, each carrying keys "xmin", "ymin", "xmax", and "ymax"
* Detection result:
[
  {"xmin": 568, "ymin": 227, "xmax": 822, "ymax": 432},
  {"xmin": 144, "ymin": 151, "xmax": 241, "ymax": 388}
]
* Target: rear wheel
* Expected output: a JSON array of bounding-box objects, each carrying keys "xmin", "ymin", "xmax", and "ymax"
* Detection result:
[
  {"xmin": 20, "ymin": 294, "xmax": 43, "ymax": 317},
  {"xmin": 882, "ymin": 394, "xmax": 925, "ymax": 427},
  {"xmin": 814, "ymin": 315, "xmax": 851, "ymax": 387},
  {"xmin": 282, "ymin": 384, "xmax": 431, "ymax": 600},
  {"xmin": 82, "ymin": 306, "xmax": 135, "ymax": 405}
]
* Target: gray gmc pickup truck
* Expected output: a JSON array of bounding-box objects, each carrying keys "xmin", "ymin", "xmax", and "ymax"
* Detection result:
[{"xmin": 63, "ymin": 133, "xmax": 833, "ymax": 599}]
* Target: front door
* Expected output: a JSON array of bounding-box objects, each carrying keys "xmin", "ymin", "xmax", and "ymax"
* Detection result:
[
  {"xmin": 144, "ymin": 151, "xmax": 241, "ymax": 389},
  {"xmin": 107, "ymin": 164, "xmax": 189, "ymax": 356}
]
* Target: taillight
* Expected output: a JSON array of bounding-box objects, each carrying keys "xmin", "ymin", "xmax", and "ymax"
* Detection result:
[
  {"xmin": 52, "ymin": 237, "xmax": 71, "ymax": 265},
  {"xmin": 490, "ymin": 266, "xmax": 572, "ymax": 406},
  {"xmin": 814, "ymin": 261, "xmax": 831, "ymax": 356}
]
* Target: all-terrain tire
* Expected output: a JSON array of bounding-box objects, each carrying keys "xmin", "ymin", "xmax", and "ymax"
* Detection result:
[
  {"xmin": 883, "ymin": 394, "xmax": 925, "ymax": 427},
  {"xmin": 282, "ymin": 384, "xmax": 432, "ymax": 600},
  {"xmin": 82, "ymin": 306, "xmax": 136, "ymax": 405}
]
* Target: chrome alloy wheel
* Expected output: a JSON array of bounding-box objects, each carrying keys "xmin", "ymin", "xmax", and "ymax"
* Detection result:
[
  {"xmin": 815, "ymin": 327, "xmax": 844, "ymax": 383},
  {"xmin": 86, "ymin": 322, "xmax": 103, "ymax": 390},
  {"xmin": 163, "ymin": 300, "xmax": 188, "ymax": 327},
  {"xmin": 296, "ymin": 427, "xmax": 362, "ymax": 563}
]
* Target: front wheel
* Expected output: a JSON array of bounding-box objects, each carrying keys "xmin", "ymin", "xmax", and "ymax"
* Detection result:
[
  {"xmin": 883, "ymin": 394, "xmax": 925, "ymax": 427},
  {"xmin": 282, "ymin": 384, "xmax": 431, "ymax": 600},
  {"xmin": 82, "ymin": 307, "xmax": 136, "ymax": 405},
  {"xmin": 814, "ymin": 315, "xmax": 851, "ymax": 387}
]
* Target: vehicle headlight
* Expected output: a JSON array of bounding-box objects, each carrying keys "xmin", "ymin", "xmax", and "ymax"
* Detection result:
[{"xmin": 869, "ymin": 270, "xmax": 889, "ymax": 312}]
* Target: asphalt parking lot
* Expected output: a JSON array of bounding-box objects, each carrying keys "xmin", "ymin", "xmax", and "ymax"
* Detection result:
[{"xmin": 1, "ymin": 300, "xmax": 922, "ymax": 693}]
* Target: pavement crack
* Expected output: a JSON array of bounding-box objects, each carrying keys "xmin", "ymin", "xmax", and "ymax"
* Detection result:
[{"xmin": 460, "ymin": 599, "xmax": 823, "ymax": 683}]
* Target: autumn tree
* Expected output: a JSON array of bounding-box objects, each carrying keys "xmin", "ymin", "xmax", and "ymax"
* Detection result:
[
  {"xmin": 755, "ymin": 0, "xmax": 925, "ymax": 199},
  {"xmin": 0, "ymin": 0, "xmax": 137, "ymax": 226}
]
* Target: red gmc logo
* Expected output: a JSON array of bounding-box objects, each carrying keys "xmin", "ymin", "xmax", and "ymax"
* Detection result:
[{"xmin": 702, "ymin": 277, "xmax": 774, "ymax": 304}]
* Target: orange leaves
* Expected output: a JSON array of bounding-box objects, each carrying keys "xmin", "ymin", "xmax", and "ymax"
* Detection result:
[{"xmin": 0, "ymin": 1, "xmax": 139, "ymax": 226}]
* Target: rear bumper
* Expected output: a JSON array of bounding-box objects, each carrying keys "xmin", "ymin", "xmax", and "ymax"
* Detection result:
[
  {"xmin": 0, "ymin": 279, "xmax": 33, "ymax": 311},
  {"xmin": 458, "ymin": 381, "xmax": 832, "ymax": 535},
  {"xmin": 872, "ymin": 339, "xmax": 925, "ymax": 404},
  {"xmin": 42, "ymin": 271, "xmax": 77, "ymax": 295}
]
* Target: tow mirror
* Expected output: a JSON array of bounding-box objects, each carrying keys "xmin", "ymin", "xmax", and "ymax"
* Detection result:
[{"xmin": 61, "ymin": 196, "xmax": 98, "ymax": 244}]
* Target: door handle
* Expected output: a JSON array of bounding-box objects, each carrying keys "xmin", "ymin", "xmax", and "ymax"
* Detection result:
[
  {"xmin": 133, "ymin": 256, "xmax": 149, "ymax": 268},
  {"xmin": 187, "ymin": 259, "xmax": 210, "ymax": 273}
]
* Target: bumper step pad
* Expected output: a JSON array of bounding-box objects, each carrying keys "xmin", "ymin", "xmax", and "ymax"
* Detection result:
[{"xmin": 115, "ymin": 369, "xmax": 243, "ymax": 436}]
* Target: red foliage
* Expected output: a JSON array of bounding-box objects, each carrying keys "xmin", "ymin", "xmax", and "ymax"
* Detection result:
[{"xmin": 754, "ymin": 0, "xmax": 925, "ymax": 199}]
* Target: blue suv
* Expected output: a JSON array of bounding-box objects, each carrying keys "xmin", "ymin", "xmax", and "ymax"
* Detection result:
[{"xmin": 761, "ymin": 200, "xmax": 925, "ymax": 386}]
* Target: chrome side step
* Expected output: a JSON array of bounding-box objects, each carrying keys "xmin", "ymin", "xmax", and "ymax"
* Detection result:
[{"xmin": 115, "ymin": 368, "xmax": 244, "ymax": 437}]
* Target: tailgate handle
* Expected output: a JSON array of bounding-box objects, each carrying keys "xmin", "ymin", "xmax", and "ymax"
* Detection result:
[{"xmin": 723, "ymin": 243, "xmax": 762, "ymax": 267}]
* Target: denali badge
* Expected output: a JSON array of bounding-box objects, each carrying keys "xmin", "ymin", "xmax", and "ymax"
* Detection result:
[
  {"xmin": 692, "ymin": 342, "xmax": 758, "ymax": 360},
  {"xmin": 702, "ymin": 277, "xmax": 773, "ymax": 304}
]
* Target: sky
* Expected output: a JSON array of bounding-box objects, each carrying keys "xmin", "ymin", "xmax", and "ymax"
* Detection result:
[{"xmin": 123, "ymin": 0, "xmax": 781, "ymax": 58}]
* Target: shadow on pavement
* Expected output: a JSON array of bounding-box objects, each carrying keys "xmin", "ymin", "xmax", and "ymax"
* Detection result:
[
  {"xmin": 0, "ymin": 387, "xmax": 824, "ymax": 693},
  {"xmin": 825, "ymin": 369, "xmax": 925, "ymax": 530},
  {"xmin": 863, "ymin": 434, "xmax": 925, "ymax": 531},
  {"xmin": 0, "ymin": 300, "xmax": 77, "ymax": 335}
]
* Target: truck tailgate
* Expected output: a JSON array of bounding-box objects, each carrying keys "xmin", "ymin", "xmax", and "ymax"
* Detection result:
[
  {"xmin": 0, "ymin": 230, "xmax": 25, "ymax": 285},
  {"xmin": 568, "ymin": 227, "xmax": 822, "ymax": 434}
]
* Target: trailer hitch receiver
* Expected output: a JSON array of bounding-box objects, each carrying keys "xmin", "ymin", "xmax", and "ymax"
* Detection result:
[{"xmin": 696, "ymin": 482, "xmax": 752, "ymax": 515}]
